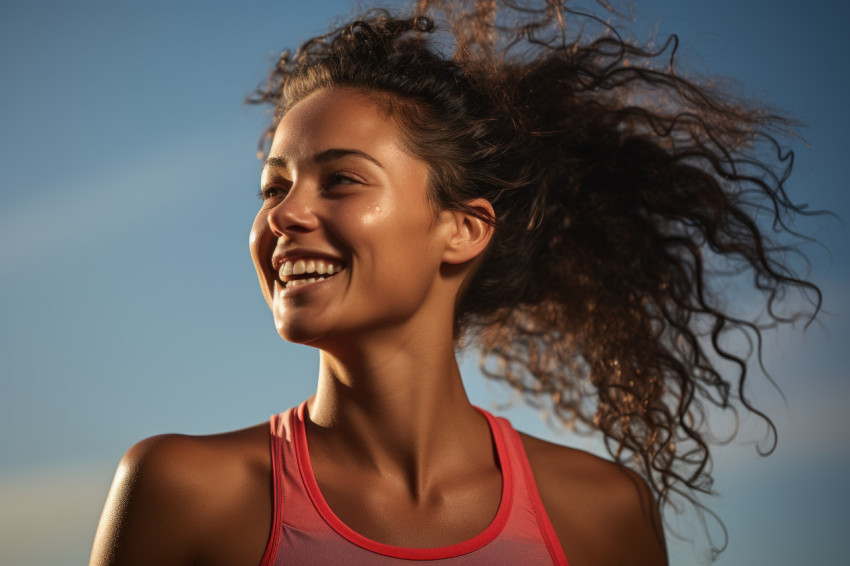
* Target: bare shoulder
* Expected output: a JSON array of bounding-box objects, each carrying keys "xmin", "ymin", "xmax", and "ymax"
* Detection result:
[
  {"xmin": 519, "ymin": 432, "xmax": 668, "ymax": 566},
  {"xmin": 91, "ymin": 423, "xmax": 272, "ymax": 566}
]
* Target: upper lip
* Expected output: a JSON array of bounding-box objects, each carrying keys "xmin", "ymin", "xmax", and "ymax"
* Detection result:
[{"xmin": 271, "ymin": 248, "xmax": 346, "ymax": 271}]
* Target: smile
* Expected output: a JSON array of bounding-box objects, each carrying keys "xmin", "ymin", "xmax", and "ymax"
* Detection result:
[{"xmin": 279, "ymin": 257, "xmax": 346, "ymax": 288}]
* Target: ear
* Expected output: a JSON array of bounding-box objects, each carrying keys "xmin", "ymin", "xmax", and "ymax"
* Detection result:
[{"xmin": 440, "ymin": 198, "xmax": 495, "ymax": 265}]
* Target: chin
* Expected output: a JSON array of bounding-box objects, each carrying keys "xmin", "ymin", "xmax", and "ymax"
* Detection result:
[{"xmin": 274, "ymin": 317, "xmax": 326, "ymax": 347}]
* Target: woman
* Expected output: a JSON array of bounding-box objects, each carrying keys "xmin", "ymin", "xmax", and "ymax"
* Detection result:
[{"xmin": 90, "ymin": 1, "xmax": 821, "ymax": 564}]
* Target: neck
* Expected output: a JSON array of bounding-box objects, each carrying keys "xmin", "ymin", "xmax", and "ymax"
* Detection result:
[{"xmin": 305, "ymin": 326, "xmax": 487, "ymax": 494}]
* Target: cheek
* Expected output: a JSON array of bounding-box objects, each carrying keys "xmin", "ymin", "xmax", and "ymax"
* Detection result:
[
  {"xmin": 373, "ymin": 210, "xmax": 442, "ymax": 286},
  {"xmin": 358, "ymin": 202, "xmax": 384, "ymax": 225},
  {"xmin": 358, "ymin": 201, "xmax": 430, "ymax": 251},
  {"xmin": 248, "ymin": 215, "xmax": 262, "ymax": 256},
  {"xmin": 249, "ymin": 212, "xmax": 275, "ymax": 306}
]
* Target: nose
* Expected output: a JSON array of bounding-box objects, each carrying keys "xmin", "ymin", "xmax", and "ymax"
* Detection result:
[{"xmin": 267, "ymin": 184, "xmax": 320, "ymax": 237}]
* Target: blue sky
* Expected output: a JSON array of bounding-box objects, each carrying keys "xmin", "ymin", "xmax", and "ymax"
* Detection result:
[{"xmin": 1, "ymin": 1, "xmax": 848, "ymax": 564}]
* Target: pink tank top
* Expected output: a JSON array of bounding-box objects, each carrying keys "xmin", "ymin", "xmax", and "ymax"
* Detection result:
[{"xmin": 260, "ymin": 401, "xmax": 569, "ymax": 565}]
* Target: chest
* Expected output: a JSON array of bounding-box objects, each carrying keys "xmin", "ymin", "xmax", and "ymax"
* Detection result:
[{"xmin": 315, "ymin": 465, "xmax": 504, "ymax": 548}]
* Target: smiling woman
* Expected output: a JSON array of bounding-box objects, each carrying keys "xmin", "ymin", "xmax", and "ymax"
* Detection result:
[
  {"xmin": 89, "ymin": 1, "xmax": 822, "ymax": 565},
  {"xmin": 250, "ymin": 89, "xmax": 455, "ymax": 348}
]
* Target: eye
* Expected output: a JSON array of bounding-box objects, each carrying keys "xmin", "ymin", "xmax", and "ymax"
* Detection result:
[
  {"xmin": 257, "ymin": 185, "xmax": 288, "ymax": 201},
  {"xmin": 327, "ymin": 173, "xmax": 361, "ymax": 187}
]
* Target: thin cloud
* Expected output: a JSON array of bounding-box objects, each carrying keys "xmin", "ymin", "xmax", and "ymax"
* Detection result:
[{"xmin": 0, "ymin": 132, "xmax": 243, "ymax": 280}]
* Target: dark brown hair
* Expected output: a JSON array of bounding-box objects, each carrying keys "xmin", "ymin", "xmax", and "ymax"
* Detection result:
[{"xmin": 248, "ymin": 0, "xmax": 823, "ymax": 556}]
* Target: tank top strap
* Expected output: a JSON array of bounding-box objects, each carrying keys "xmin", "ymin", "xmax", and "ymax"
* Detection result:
[
  {"xmin": 489, "ymin": 414, "xmax": 570, "ymax": 565},
  {"xmin": 259, "ymin": 410, "xmax": 288, "ymax": 566}
]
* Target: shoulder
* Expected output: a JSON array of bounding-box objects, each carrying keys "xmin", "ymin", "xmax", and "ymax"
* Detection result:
[
  {"xmin": 91, "ymin": 424, "xmax": 272, "ymax": 566},
  {"xmin": 117, "ymin": 425, "xmax": 271, "ymax": 513},
  {"xmin": 519, "ymin": 432, "xmax": 668, "ymax": 566}
]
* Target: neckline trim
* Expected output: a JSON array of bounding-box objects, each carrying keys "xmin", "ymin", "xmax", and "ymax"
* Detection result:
[{"xmin": 291, "ymin": 401, "xmax": 514, "ymax": 560}]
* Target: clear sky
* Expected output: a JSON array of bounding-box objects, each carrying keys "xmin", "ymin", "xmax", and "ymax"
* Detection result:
[{"xmin": 1, "ymin": 1, "xmax": 848, "ymax": 564}]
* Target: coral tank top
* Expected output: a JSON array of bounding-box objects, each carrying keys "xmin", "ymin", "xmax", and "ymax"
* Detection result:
[{"xmin": 260, "ymin": 401, "xmax": 569, "ymax": 565}]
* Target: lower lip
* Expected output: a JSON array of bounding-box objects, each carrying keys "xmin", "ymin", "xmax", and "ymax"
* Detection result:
[{"xmin": 277, "ymin": 271, "xmax": 344, "ymax": 297}]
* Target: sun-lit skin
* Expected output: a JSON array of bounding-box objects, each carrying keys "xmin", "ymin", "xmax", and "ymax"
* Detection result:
[
  {"xmin": 248, "ymin": 84, "xmax": 497, "ymax": 472},
  {"xmin": 250, "ymin": 88, "xmax": 468, "ymax": 355},
  {"xmin": 248, "ymin": 88, "xmax": 507, "ymax": 546}
]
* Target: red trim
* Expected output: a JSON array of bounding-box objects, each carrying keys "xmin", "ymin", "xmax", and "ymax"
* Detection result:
[
  {"xmin": 259, "ymin": 414, "xmax": 284, "ymax": 566},
  {"xmin": 292, "ymin": 401, "xmax": 514, "ymax": 560},
  {"xmin": 508, "ymin": 426, "xmax": 570, "ymax": 566}
]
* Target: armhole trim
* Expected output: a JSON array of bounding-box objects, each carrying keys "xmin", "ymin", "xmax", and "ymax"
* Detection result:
[
  {"xmin": 508, "ymin": 427, "xmax": 570, "ymax": 566},
  {"xmin": 259, "ymin": 414, "xmax": 284, "ymax": 566}
]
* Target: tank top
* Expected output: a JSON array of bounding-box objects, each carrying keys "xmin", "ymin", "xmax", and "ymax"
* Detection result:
[{"xmin": 260, "ymin": 401, "xmax": 569, "ymax": 565}]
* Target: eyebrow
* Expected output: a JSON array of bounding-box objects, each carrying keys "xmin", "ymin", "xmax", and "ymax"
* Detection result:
[{"xmin": 262, "ymin": 148, "xmax": 384, "ymax": 173}]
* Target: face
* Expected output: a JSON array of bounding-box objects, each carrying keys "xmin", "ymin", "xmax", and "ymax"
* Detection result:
[{"xmin": 249, "ymin": 87, "xmax": 451, "ymax": 347}]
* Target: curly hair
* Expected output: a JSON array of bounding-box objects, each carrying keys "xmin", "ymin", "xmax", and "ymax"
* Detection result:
[{"xmin": 247, "ymin": 0, "xmax": 822, "ymax": 556}]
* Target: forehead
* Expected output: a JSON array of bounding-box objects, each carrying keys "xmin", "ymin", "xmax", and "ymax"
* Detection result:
[{"xmin": 269, "ymin": 88, "xmax": 409, "ymax": 165}]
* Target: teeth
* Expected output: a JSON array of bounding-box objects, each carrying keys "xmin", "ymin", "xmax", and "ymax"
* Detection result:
[
  {"xmin": 285, "ymin": 275, "xmax": 333, "ymax": 289},
  {"xmin": 278, "ymin": 258, "xmax": 344, "ymax": 281}
]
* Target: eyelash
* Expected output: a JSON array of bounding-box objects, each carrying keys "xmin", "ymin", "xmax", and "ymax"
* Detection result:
[
  {"xmin": 257, "ymin": 186, "xmax": 286, "ymax": 201},
  {"xmin": 257, "ymin": 174, "xmax": 360, "ymax": 201},
  {"xmin": 329, "ymin": 173, "xmax": 359, "ymax": 186}
]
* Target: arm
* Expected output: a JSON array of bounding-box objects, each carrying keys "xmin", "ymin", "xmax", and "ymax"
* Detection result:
[
  {"xmin": 90, "ymin": 435, "xmax": 205, "ymax": 566},
  {"xmin": 592, "ymin": 465, "xmax": 668, "ymax": 566},
  {"xmin": 521, "ymin": 434, "xmax": 668, "ymax": 566}
]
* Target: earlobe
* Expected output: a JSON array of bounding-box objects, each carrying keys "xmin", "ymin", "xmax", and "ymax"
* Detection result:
[{"xmin": 442, "ymin": 198, "xmax": 495, "ymax": 265}]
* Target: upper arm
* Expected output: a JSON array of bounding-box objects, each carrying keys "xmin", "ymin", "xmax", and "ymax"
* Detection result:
[
  {"xmin": 521, "ymin": 435, "xmax": 668, "ymax": 566},
  {"xmin": 90, "ymin": 435, "xmax": 206, "ymax": 566},
  {"xmin": 601, "ymin": 466, "xmax": 667, "ymax": 565}
]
